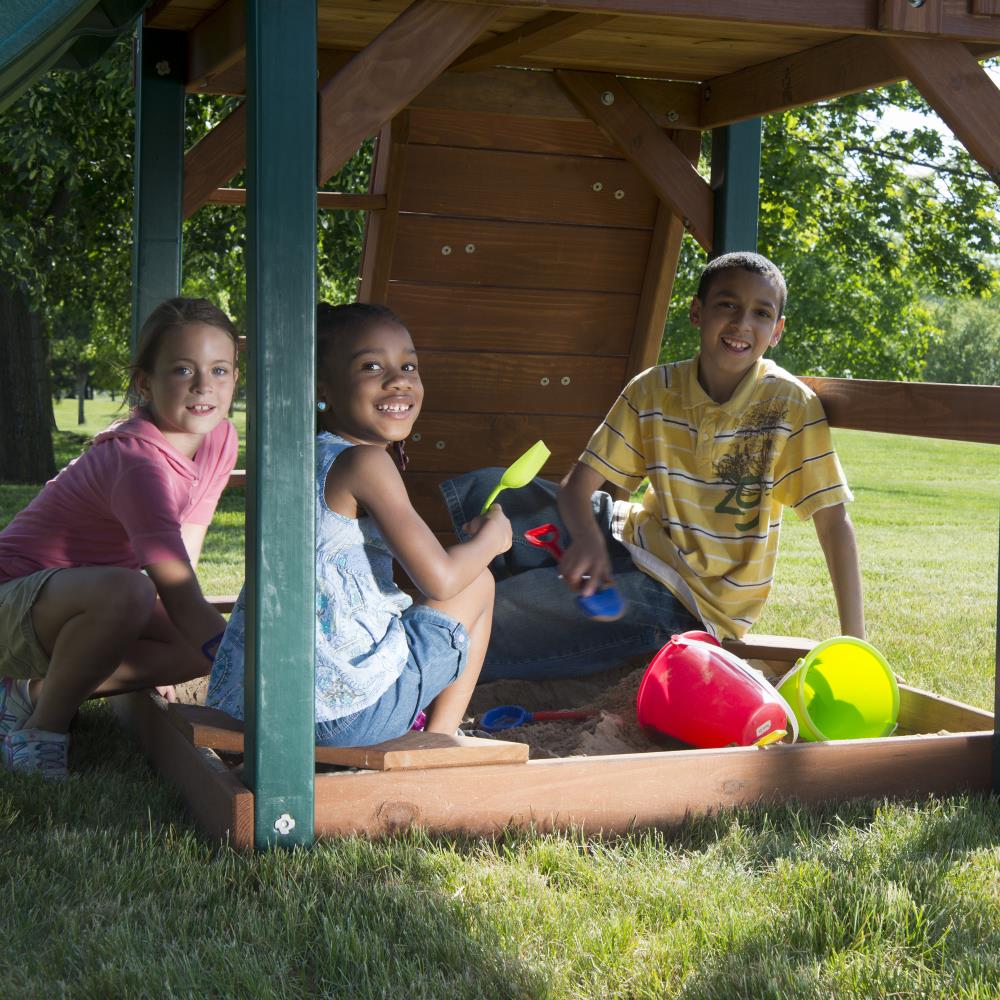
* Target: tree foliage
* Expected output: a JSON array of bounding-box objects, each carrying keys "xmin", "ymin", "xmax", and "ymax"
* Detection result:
[{"xmin": 663, "ymin": 83, "xmax": 1000, "ymax": 381}]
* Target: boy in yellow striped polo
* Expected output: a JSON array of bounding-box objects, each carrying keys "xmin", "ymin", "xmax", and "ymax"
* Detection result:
[
  {"xmin": 442, "ymin": 252, "xmax": 864, "ymax": 679},
  {"xmin": 558, "ymin": 251, "xmax": 864, "ymax": 644}
]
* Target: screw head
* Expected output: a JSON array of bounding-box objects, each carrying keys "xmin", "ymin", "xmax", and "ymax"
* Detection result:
[
  {"xmin": 273, "ymin": 813, "xmax": 296, "ymax": 835},
  {"xmin": 592, "ymin": 181, "xmax": 603, "ymax": 192},
  {"xmin": 155, "ymin": 60, "xmax": 171, "ymax": 77},
  {"xmin": 441, "ymin": 245, "xmax": 452, "ymax": 255},
  {"xmin": 600, "ymin": 91, "xmax": 615, "ymax": 106},
  {"xmin": 907, "ymin": 0, "xmax": 925, "ymax": 7},
  {"xmin": 560, "ymin": 376, "xmax": 571, "ymax": 385},
  {"xmin": 411, "ymin": 432, "xmax": 421, "ymax": 442},
  {"xmin": 435, "ymin": 440, "xmax": 445, "ymax": 449},
  {"xmin": 666, "ymin": 110, "xmax": 679, "ymax": 123},
  {"xmin": 540, "ymin": 377, "xmax": 550, "ymax": 386},
  {"xmin": 464, "ymin": 243, "xmax": 476, "ymax": 254},
  {"xmin": 614, "ymin": 189, "xmax": 625, "ymax": 200}
]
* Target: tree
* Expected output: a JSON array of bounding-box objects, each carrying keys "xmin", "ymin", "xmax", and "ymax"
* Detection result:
[
  {"xmin": 663, "ymin": 82, "xmax": 1000, "ymax": 380},
  {"xmin": 0, "ymin": 39, "xmax": 133, "ymax": 480}
]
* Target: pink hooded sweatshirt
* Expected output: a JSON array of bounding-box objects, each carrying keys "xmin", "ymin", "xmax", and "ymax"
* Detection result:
[{"xmin": 0, "ymin": 408, "xmax": 237, "ymax": 583}]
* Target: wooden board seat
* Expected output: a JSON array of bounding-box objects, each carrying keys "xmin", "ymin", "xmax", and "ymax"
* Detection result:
[{"xmin": 165, "ymin": 703, "xmax": 529, "ymax": 771}]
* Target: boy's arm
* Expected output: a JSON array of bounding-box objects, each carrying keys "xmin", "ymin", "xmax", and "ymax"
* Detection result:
[
  {"xmin": 557, "ymin": 462, "xmax": 614, "ymax": 597},
  {"xmin": 812, "ymin": 503, "xmax": 866, "ymax": 640}
]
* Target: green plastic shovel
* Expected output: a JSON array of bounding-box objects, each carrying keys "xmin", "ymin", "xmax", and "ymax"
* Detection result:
[{"xmin": 480, "ymin": 440, "xmax": 551, "ymax": 513}]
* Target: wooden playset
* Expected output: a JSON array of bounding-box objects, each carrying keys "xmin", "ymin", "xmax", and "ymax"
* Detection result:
[{"xmin": 2, "ymin": 0, "xmax": 999, "ymax": 849}]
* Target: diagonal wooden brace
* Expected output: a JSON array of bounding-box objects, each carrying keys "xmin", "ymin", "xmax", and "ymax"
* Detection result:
[
  {"xmin": 317, "ymin": 0, "xmax": 500, "ymax": 184},
  {"xmin": 882, "ymin": 36, "xmax": 1000, "ymax": 186},
  {"xmin": 555, "ymin": 69, "xmax": 713, "ymax": 251}
]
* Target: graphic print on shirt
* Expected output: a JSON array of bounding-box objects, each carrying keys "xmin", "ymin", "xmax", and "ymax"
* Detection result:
[{"xmin": 713, "ymin": 400, "xmax": 789, "ymax": 532}]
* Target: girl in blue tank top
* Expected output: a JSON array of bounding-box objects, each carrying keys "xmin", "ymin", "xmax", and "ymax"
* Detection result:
[{"xmin": 208, "ymin": 304, "xmax": 511, "ymax": 746}]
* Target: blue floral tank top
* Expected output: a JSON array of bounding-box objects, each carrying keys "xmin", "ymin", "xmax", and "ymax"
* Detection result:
[{"xmin": 206, "ymin": 432, "xmax": 412, "ymax": 723}]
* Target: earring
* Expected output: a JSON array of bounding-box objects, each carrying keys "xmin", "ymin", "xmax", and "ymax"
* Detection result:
[{"xmin": 316, "ymin": 400, "xmax": 328, "ymax": 412}]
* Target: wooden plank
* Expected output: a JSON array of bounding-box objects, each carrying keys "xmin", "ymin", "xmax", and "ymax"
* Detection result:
[
  {"xmin": 452, "ymin": 12, "xmax": 616, "ymax": 72},
  {"xmin": 556, "ymin": 70, "xmax": 714, "ymax": 250},
  {"xmin": 723, "ymin": 633, "xmax": 818, "ymax": 661},
  {"xmin": 881, "ymin": 36, "xmax": 1000, "ymax": 184},
  {"xmin": 209, "ymin": 595, "xmax": 237, "ymax": 613},
  {"xmin": 317, "ymin": 0, "xmax": 500, "ymax": 184},
  {"xmin": 187, "ymin": 0, "xmax": 245, "ymax": 91},
  {"xmin": 390, "ymin": 216, "xmax": 651, "ymax": 292},
  {"xmin": 416, "ymin": 348, "xmax": 628, "ymax": 416},
  {"xmin": 359, "ymin": 114, "xmax": 410, "ymax": 303},
  {"xmin": 896, "ymin": 684, "xmax": 993, "ymax": 734},
  {"xmin": 444, "ymin": 0, "xmax": 1000, "ymax": 44},
  {"xmin": 800, "ymin": 377, "xmax": 1000, "ymax": 444},
  {"xmin": 388, "ymin": 283, "xmax": 638, "ymax": 355},
  {"xmin": 412, "ymin": 66, "xmax": 701, "ymax": 129},
  {"xmin": 400, "ymin": 145, "xmax": 658, "ymax": 228},
  {"xmin": 405, "ymin": 413, "xmax": 596, "ymax": 472},
  {"xmin": 166, "ymin": 703, "xmax": 529, "ymax": 769},
  {"xmin": 110, "ymin": 692, "xmax": 253, "ymax": 847},
  {"xmin": 972, "ymin": 0, "xmax": 1000, "ymax": 14},
  {"xmin": 408, "ymin": 107, "xmax": 625, "ymax": 155},
  {"xmin": 701, "ymin": 35, "xmax": 905, "ymax": 129},
  {"xmin": 206, "ymin": 187, "xmax": 386, "ymax": 210},
  {"xmin": 313, "ymin": 732, "xmax": 994, "ymax": 837},
  {"xmin": 879, "ymin": 0, "xmax": 944, "ymax": 34},
  {"xmin": 183, "ymin": 102, "xmax": 246, "ymax": 219},
  {"xmin": 627, "ymin": 128, "xmax": 701, "ymax": 375}
]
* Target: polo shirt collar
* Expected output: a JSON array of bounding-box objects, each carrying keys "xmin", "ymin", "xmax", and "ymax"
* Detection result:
[{"xmin": 681, "ymin": 355, "xmax": 769, "ymax": 414}]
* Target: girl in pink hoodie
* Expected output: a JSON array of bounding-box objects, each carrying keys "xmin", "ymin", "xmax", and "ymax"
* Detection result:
[{"xmin": 0, "ymin": 298, "xmax": 239, "ymax": 778}]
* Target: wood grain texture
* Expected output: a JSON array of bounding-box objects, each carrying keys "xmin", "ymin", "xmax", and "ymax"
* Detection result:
[
  {"xmin": 313, "ymin": 732, "xmax": 993, "ymax": 837},
  {"xmin": 390, "ymin": 215, "xmax": 652, "ymax": 292},
  {"xmin": 166, "ymin": 703, "xmax": 529, "ymax": 769},
  {"xmin": 399, "ymin": 145, "xmax": 658, "ymax": 228},
  {"xmin": 206, "ymin": 187, "xmax": 385, "ymax": 210},
  {"xmin": 881, "ymin": 36, "xmax": 1000, "ymax": 183},
  {"xmin": 387, "ymin": 283, "xmax": 638, "ymax": 355},
  {"xmin": 415, "ymin": 348, "xmax": 627, "ymax": 416},
  {"xmin": 187, "ymin": 0, "xmax": 245, "ymax": 90},
  {"xmin": 801, "ymin": 376, "xmax": 1000, "ymax": 444},
  {"xmin": 317, "ymin": 0, "xmax": 500, "ymax": 183},
  {"xmin": 110, "ymin": 692, "xmax": 253, "ymax": 847},
  {"xmin": 556, "ymin": 70, "xmax": 713, "ymax": 250}
]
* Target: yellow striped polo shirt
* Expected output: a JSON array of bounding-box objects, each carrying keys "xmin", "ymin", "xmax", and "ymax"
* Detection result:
[{"xmin": 579, "ymin": 357, "xmax": 853, "ymax": 640}]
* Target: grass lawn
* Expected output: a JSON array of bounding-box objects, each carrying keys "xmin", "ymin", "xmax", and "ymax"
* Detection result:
[{"xmin": 0, "ymin": 401, "xmax": 997, "ymax": 998}]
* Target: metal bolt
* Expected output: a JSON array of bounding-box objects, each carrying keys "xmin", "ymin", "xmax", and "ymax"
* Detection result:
[
  {"xmin": 560, "ymin": 376, "xmax": 571, "ymax": 386},
  {"xmin": 682, "ymin": 217, "xmax": 691, "ymax": 229},
  {"xmin": 273, "ymin": 813, "xmax": 296, "ymax": 835},
  {"xmin": 441, "ymin": 245, "xmax": 452, "ymax": 255},
  {"xmin": 435, "ymin": 440, "xmax": 445, "ymax": 449},
  {"xmin": 907, "ymin": 0, "xmax": 925, "ymax": 7},
  {"xmin": 703, "ymin": 85, "xmax": 712, "ymax": 102},
  {"xmin": 592, "ymin": 181, "xmax": 603, "ymax": 192},
  {"xmin": 540, "ymin": 377, "xmax": 550, "ymax": 386},
  {"xmin": 411, "ymin": 432, "xmax": 421, "ymax": 442},
  {"xmin": 155, "ymin": 60, "xmax": 171, "ymax": 77},
  {"xmin": 614, "ymin": 189, "xmax": 625, "ymax": 200},
  {"xmin": 666, "ymin": 110, "xmax": 679, "ymax": 123},
  {"xmin": 600, "ymin": 90, "xmax": 615, "ymax": 106},
  {"xmin": 464, "ymin": 243, "xmax": 475, "ymax": 253}
]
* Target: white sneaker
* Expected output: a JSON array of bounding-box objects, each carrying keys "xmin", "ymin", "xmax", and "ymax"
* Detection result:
[
  {"xmin": 2, "ymin": 728, "xmax": 69, "ymax": 780},
  {"xmin": 0, "ymin": 677, "xmax": 33, "ymax": 739}
]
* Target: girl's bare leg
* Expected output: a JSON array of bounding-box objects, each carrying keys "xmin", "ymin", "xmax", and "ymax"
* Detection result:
[
  {"xmin": 417, "ymin": 569, "xmax": 494, "ymax": 735},
  {"xmin": 26, "ymin": 569, "xmax": 209, "ymax": 732}
]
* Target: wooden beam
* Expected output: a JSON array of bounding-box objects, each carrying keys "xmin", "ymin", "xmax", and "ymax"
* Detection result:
[
  {"xmin": 359, "ymin": 114, "xmax": 409, "ymax": 303},
  {"xmin": 317, "ymin": 0, "xmax": 500, "ymax": 185},
  {"xmin": 444, "ymin": 0, "xmax": 1000, "ymax": 44},
  {"xmin": 187, "ymin": 0, "xmax": 245, "ymax": 92},
  {"xmin": 206, "ymin": 187, "xmax": 386, "ymax": 210},
  {"xmin": 556, "ymin": 70, "xmax": 713, "ymax": 250},
  {"xmin": 627, "ymin": 128, "xmax": 700, "ymax": 374},
  {"xmin": 452, "ymin": 12, "xmax": 614, "ymax": 72},
  {"xmin": 800, "ymin": 377, "xmax": 1000, "ymax": 444},
  {"xmin": 879, "ymin": 0, "xmax": 944, "ymax": 34},
  {"xmin": 881, "ymin": 36, "xmax": 1000, "ymax": 184}
]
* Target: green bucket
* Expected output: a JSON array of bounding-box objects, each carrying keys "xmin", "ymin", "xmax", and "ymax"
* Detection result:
[{"xmin": 776, "ymin": 637, "xmax": 899, "ymax": 742}]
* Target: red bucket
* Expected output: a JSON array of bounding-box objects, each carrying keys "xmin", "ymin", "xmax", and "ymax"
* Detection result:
[{"xmin": 636, "ymin": 631, "xmax": 797, "ymax": 748}]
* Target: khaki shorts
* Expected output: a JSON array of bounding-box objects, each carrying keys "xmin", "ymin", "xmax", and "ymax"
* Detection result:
[{"xmin": 0, "ymin": 568, "xmax": 60, "ymax": 679}]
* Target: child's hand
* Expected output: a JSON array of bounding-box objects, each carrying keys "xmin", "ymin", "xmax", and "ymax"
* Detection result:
[
  {"xmin": 560, "ymin": 533, "xmax": 614, "ymax": 598},
  {"xmin": 464, "ymin": 504, "xmax": 512, "ymax": 555}
]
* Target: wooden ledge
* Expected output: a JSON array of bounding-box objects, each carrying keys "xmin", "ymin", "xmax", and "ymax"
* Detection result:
[{"xmin": 166, "ymin": 703, "xmax": 529, "ymax": 771}]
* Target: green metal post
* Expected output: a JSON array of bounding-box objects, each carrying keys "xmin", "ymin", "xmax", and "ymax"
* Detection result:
[
  {"xmin": 710, "ymin": 118, "xmax": 762, "ymax": 257},
  {"xmin": 244, "ymin": 0, "xmax": 317, "ymax": 848},
  {"xmin": 130, "ymin": 28, "xmax": 185, "ymax": 349}
]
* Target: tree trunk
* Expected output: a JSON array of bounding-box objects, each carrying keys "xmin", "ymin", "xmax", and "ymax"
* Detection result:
[
  {"xmin": 75, "ymin": 368, "xmax": 88, "ymax": 426},
  {"xmin": 0, "ymin": 275, "xmax": 56, "ymax": 483}
]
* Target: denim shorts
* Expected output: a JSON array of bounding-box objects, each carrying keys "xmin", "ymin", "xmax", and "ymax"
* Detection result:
[
  {"xmin": 313, "ymin": 604, "xmax": 469, "ymax": 747},
  {"xmin": 440, "ymin": 468, "xmax": 702, "ymax": 680}
]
